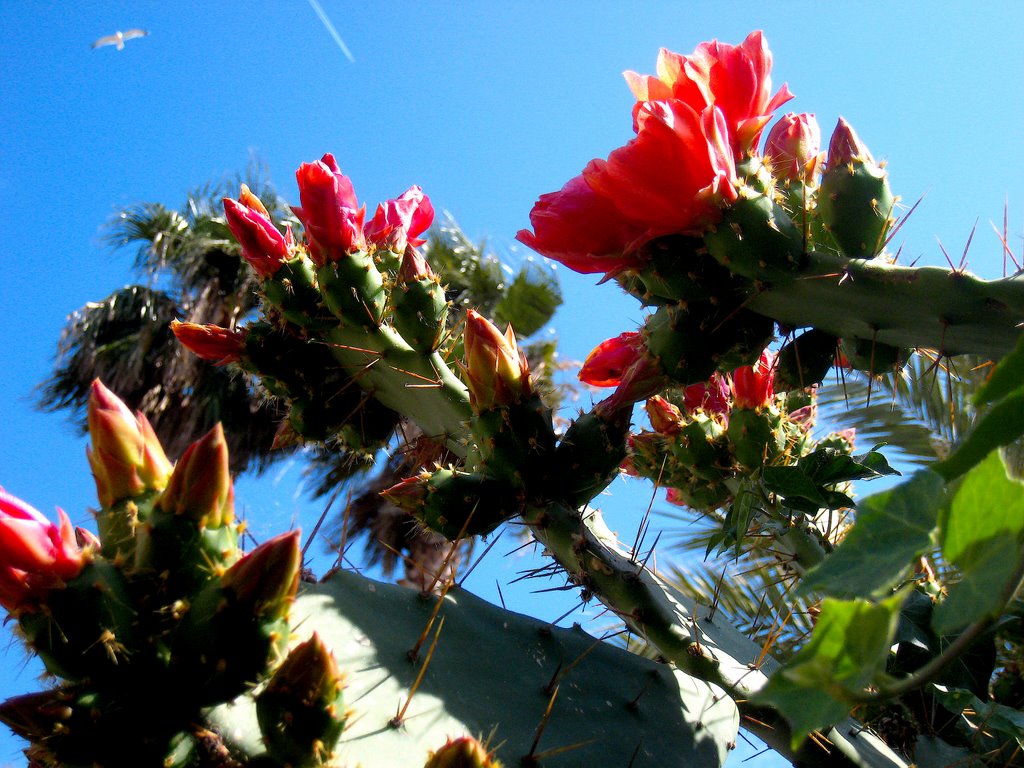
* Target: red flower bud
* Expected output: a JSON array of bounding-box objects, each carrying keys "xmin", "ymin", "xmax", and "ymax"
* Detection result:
[
  {"xmin": 579, "ymin": 332, "xmax": 644, "ymax": 388},
  {"xmin": 365, "ymin": 185, "xmax": 434, "ymax": 253},
  {"xmin": 398, "ymin": 247, "xmax": 435, "ymax": 283},
  {"xmin": 292, "ymin": 153, "xmax": 366, "ymax": 264},
  {"xmin": 581, "ymin": 332, "xmax": 667, "ymax": 417},
  {"xmin": 0, "ymin": 488, "xmax": 85, "ymax": 613},
  {"xmin": 86, "ymin": 380, "xmax": 173, "ymax": 508},
  {"xmin": 825, "ymin": 117, "xmax": 874, "ymax": 169},
  {"xmin": 731, "ymin": 351, "xmax": 776, "ymax": 410},
  {"xmin": 682, "ymin": 374, "xmax": 731, "ymax": 416},
  {"xmin": 764, "ymin": 112, "xmax": 822, "ymax": 185},
  {"xmin": 463, "ymin": 310, "xmax": 530, "ymax": 412},
  {"xmin": 171, "ymin": 320, "xmax": 246, "ymax": 366},
  {"xmin": 223, "ymin": 189, "xmax": 289, "ymax": 278}
]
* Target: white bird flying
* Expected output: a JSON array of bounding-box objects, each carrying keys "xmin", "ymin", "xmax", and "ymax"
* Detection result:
[{"xmin": 91, "ymin": 29, "xmax": 149, "ymax": 51}]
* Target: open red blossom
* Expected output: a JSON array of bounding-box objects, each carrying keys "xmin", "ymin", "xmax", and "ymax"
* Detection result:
[
  {"xmin": 365, "ymin": 186, "xmax": 434, "ymax": 252},
  {"xmin": 0, "ymin": 488, "xmax": 85, "ymax": 613},
  {"xmin": 624, "ymin": 31, "xmax": 793, "ymax": 154},
  {"xmin": 731, "ymin": 350, "xmax": 776, "ymax": 410},
  {"xmin": 518, "ymin": 89, "xmax": 738, "ymax": 276},
  {"xmin": 584, "ymin": 100, "xmax": 737, "ymax": 231},
  {"xmin": 171, "ymin": 320, "xmax": 246, "ymax": 366},
  {"xmin": 223, "ymin": 191, "xmax": 289, "ymax": 278},
  {"xmin": 516, "ymin": 176, "xmax": 649, "ymax": 275},
  {"xmin": 292, "ymin": 153, "xmax": 366, "ymax": 264}
]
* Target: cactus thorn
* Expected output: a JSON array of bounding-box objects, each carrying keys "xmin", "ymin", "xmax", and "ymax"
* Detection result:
[
  {"xmin": 408, "ymin": 577, "xmax": 453, "ymax": 662},
  {"xmin": 392, "ymin": 615, "xmax": 445, "ymax": 728}
]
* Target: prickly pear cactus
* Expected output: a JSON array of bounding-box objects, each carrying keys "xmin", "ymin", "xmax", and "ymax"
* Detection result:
[{"xmin": 210, "ymin": 569, "xmax": 739, "ymax": 767}]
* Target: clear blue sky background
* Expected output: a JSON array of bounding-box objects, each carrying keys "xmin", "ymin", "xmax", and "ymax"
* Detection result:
[{"xmin": 2, "ymin": 3, "xmax": 1023, "ymax": 765}]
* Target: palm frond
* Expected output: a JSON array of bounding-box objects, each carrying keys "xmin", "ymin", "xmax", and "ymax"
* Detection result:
[{"xmin": 816, "ymin": 352, "xmax": 994, "ymax": 467}]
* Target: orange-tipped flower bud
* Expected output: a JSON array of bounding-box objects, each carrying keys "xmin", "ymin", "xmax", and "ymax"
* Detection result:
[
  {"xmin": 159, "ymin": 423, "xmax": 234, "ymax": 528},
  {"xmin": 256, "ymin": 632, "xmax": 346, "ymax": 765},
  {"xmin": 171, "ymin": 320, "xmax": 246, "ymax": 366},
  {"xmin": 86, "ymin": 380, "xmax": 173, "ymax": 508},
  {"xmin": 221, "ymin": 530, "xmax": 301, "ymax": 621},
  {"xmin": 764, "ymin": 112, "xmax": 822, "ymax": 185},
  {"xmin": 224, "ymin": 189, "xmax": 289, "ymax": 278},
  {"xmin": 645, "ymin": 395, "xmax": 683, "ymax": 435},
  {"xmin": 424, "ymin": 736, "xmax": 501, "ymax": 768},
  {"xmin": 379, "ymin": 472, "xmax": 430, "ymax": 512},
  {"xmin": 463, "ymin": 310, "xmax": 530, "ymax": 412}
]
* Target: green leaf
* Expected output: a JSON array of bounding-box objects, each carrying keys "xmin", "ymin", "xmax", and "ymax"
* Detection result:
[
  {"xmin": 799, "ymin": 470, "xmax": 945, "ymax": 598},
  {"xmin": 933, "ymin": 450, "xmax": 1024, "ymax": 634},
  {"xmin": 722, "ymin": 477, "xmax": 761, "ymax": 556},
  {"xmin": 931, "ymin": 685, "xmax": 1024, "ymax": 749},
  {"xmin": 799, "ymin": 444, "xmax": 899, "ymax": 486},
  {"xmin": 974, "ymin": 333, "xmax": 1024, "ymax": 406},
  {"xmin": 934, "ymin": 388, "xmax": 1024, "ymax": 481},
  {"xmin": 762, "ymin": 465, "xmax": 829, "ymax": 505},
  {"xmin": 756, "ymin": 592, "xmax": 905, "ymax": 747}
]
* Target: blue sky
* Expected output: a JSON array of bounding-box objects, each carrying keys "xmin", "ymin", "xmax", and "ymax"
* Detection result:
[{"xmin": 2, "ymin": 3, "xmax": 1023, "ymax": 765}]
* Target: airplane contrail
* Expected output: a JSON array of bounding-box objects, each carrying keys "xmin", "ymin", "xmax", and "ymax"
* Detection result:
[{"xmin": 306, "ymin": 0, "xmax": 355, "ymax": 63}]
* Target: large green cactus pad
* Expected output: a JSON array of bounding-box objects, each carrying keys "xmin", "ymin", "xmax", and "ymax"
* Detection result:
[{"xmin": 210, "ymin": 569, "xmax": 738, "ymax": 767}]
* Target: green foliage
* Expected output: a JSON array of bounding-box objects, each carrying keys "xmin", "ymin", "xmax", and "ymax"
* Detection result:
[
  {"xmin": 934, "ymin": 451, "xmax": 1024, "ymax": 633},
  {"xmin": 799, "ymin": 470, "xmax": 945, "ymax": 599},
  {"xmin": 756, "ymin": 592, "xmax": 906, "ymax": 747}
]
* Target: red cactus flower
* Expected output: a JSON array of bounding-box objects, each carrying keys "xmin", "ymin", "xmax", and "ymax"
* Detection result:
[
  {"xmin": 516, "ymin": 176, "xmax": 651, "ymax": 276},
  {"xmin": 223, "ymin": 189, "xmax": 289, "ymax": 278},
  {"xmin": 292, "ymin": 153, "xmax": 366, "ymax": 264},
  {"xmin": 87, "ymin": 380, "xmax": 173, "ymax": 508},
  {"xmin": 365, "ymin": 186, "xmax": 434, "ymax": 253},
  {"xmin": 463, "ymin": 310, "xmax": 531, "ymax": 412},
  {"xmin": 624, "ymin": 31, "xmax": 793, "ymax": 154},
  {"xmin": 518, "ymin": 101, "xmax": 737, "ymax": 275},
  {"xmin": 171, "ymin": 320, "xmax": 246, "ymax": 366},
  {"xmin": 0, "ymin": 488, "xmax": 86, "ymax": 613},
  {"xmin": 731, "ymin": 350, "xmax": 776, "ymax": 410},
  {"xmin": 764, "ymin": 112, "xmax": 823, "ymax": 185}
]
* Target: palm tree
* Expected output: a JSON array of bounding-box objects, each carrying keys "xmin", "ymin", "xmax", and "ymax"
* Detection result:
[{"xmin": 38, "ymin": 165, "xmax": 290, "ymax": 472}]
